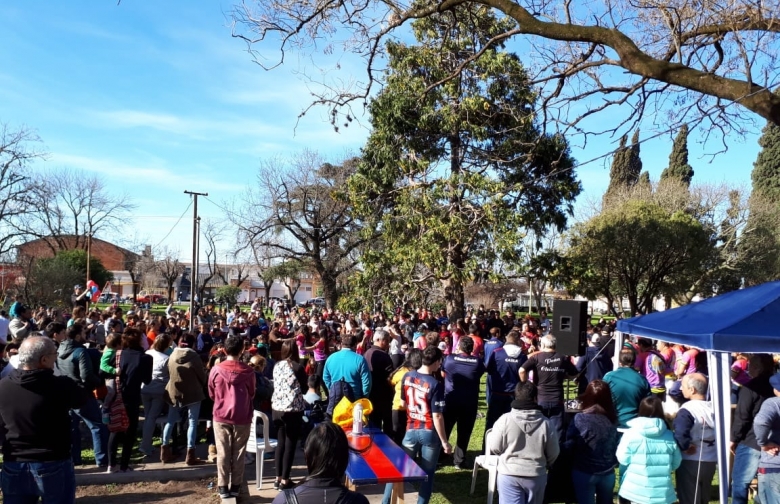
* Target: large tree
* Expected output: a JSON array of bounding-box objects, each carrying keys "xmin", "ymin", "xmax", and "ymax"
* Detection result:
[
  {"xmin": 24, "ymin": 250, "xmax": 112, "ymax": 307},
  {"xmin": 660, "ymin": 125, "xmax": 695, "ymax": 186},
  {"xmin": 155, "ymin": 248, "xmax": 186, "ymax": 302},
  {"xmin": 566, "ymin": 198, "xmax": 712, "ymax": 314},
  {"xmin": 232, "ymin": 0, "xmax": 780, "ymax": 142},
  {"xmin": 0, "ymin": 124, "xmax": 43, "ymax": 258},
  {"xmin": 230, "ymin": 152, "xmax": 366, "ymax": 309},
  {"xmin": 604, "ymin": 130, "xmax": 642, "ymax": 203},
  {"xmin": 345, "ymin": 5, "xmax": 580, "ymax": 319},
  {"xmin": 18, "ymin": 168, "xmax": 135, "ymax": 253}
]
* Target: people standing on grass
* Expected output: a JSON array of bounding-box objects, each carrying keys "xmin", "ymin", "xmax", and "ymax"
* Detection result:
[
  {"xmin": 209, "ymin": 335, "xmax": 256, "ymax": 500},
  {"xmin": 139, "ymin": 333, "xmax": 171, "ymax": 459},
  {"xmin": 487, "ymin": 381, "xmax": 559, "ymax": 504}
]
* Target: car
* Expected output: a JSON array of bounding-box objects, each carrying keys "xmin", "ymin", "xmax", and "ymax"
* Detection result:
[
  {"xmin": 309, "ymin": 297, "xmax": 326, "ymax": 307},
  {"xmin": 98, "ymin": 292, "xmax": 120, "ymax": 303},
  {"xmin": 136, "ymin": 294, "xmax": 167, "ymax": 305}
]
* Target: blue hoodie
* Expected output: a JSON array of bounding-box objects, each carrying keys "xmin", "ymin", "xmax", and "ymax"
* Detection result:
[{"xmin": 617, "ymin": 416, "xmax": 681, "ymax": 504}]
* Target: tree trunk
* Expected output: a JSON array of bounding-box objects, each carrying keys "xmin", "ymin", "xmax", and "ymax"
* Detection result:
[
  {"xmin": 441, "ymin": 277, "xmax": 465, "ymax": 322},
  {"xmin": 321, "ymin": 271, "xmax": 339, "ymax": 310}
]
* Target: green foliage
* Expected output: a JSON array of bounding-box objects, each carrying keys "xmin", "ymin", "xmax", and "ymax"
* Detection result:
[
  {"xmin": 604, "ymin": 131, "xmax": 643, "ymax": 202},
  {"xmin": 752, "ymin": 122, "xmax": 780, "ymax": 203},
  {"xmin": 25, "ymin": 250, "xmax": 112, "ymax": 307},
  {"xmin": 566, "ymin": 199, "xmax": 713, "ymax": 314},
  {"xmin": 345, "ymin": 4, "xmax": 580, "ymax": 316},
  {"xmin": 215, "ymin": 285, "xmax": 242, "ymax": 306}
]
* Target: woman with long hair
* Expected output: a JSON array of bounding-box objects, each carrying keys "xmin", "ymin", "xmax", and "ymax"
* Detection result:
[
  {"xmin": 139, "ymin": 333, "xmax": 171, "ymax": 458},
  {"xmin": 271, "ymin": 422, "xmax": 369, "ymax": 504},
  {"xmin": 565, "ymin": 379, "xmax": 619, "ymax": 504},
  {"xmin": 271, "ymin": 339, "xmax": 308, "ymax": 490},
  {"xmin": 616, "ymin": 396, "xmax": 681, "ymax": 504},
  {"xmin": 107, "ymin": 328, "xmax": 152, "ymax": 472}
]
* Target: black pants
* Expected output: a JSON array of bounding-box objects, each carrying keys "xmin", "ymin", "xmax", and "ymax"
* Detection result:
[
  {"xmin": 390, "ymin": 354, "xmax": 404, "ymax": 370},
  {"xmin": 315, "ymin": 360, "xmax": 328, "ymax": 399},
  {"xmin": 369, "ymin": 395, "xmax": 393, "ymax": 436},
  {"xmin": 443, "ymin": 400, "xmax": 478, "ymax": 466},
  {"xmin": 392, "ymin": 410, "xmax": 407, "ymax": 446},
  {"xmin": 108, "ymin": 401, "xmax": 140, "ymax": 470},
  {"xmin": 273, "ymin": 410, "xmax": 303, "ymax": 480}
]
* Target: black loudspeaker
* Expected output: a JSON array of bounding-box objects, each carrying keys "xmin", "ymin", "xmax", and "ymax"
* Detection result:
[{"xmin": 552, "ymin": 300, "xmax": 588, "ymax": 356}]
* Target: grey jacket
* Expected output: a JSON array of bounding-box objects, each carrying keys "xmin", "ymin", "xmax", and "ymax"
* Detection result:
[
  {"xmin": 754, "ymin": 397, "xmax": 780, "ymax": 469},
  {"xmin": 487, "ymin": 407, "xmax": 560, "ymax": 477},
  {"xmin": 57, "ymin": 339, "xmax": 101, "ymax": 391}
]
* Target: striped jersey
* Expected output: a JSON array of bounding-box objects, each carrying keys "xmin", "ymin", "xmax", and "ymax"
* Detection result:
[{"xmin": 402, "ymin": 371, "xmax": 445, "ymax": 431}]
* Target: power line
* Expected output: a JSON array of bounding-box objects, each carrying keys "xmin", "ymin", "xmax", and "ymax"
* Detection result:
[{"xmin": 154, "ymin": 200, "xmax": 192, "ymax": 248}]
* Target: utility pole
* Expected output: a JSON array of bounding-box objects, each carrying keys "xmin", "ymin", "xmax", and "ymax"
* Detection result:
[{"xmin": 184, "ymin": 190, "xmax": 208, "ymax": 332}]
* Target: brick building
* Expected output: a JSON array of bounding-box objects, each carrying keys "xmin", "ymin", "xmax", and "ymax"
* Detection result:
[{"xmin": 17, "ymin": 236, "xmax": 139, "ymax": 272}]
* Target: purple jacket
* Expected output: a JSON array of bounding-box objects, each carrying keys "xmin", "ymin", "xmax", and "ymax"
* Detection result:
[{"xmin": 208, "ymin": 359, "xmax": 256, "ymax": 425}]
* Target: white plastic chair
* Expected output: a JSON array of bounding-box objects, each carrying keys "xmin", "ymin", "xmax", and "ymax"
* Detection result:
[
  {"xmin": 248, "ymin": 410, "xmax": 278, "ymax": 490},
  {"xmin": 470, "ymin": 428, "xmax": 498, "ymax": 504}
]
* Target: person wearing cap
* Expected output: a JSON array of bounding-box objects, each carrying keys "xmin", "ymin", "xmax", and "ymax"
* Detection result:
[
  {"xmin": 9, "ymin": 304, "xmax": 36, "ymax": 343},
  {"xmin": 0, "ymin": 336, "xmax": 87, "ymax": 503},
  {"xmin": 71, "ymin": 284, "xmax": 89, "ymax": 310},
  {"xmin": 753, "ymin": 370, "xmax": 780, "ymax": 504}
]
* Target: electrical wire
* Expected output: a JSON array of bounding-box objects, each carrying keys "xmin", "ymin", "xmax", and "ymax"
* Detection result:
[{"xmin": 154, "ymin": 200, "xmax": 193, "ymax": 248}]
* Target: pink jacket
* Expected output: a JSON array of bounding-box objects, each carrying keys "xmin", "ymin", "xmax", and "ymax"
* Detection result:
[{"xmin": 208, "ymin": 359, "xmax": 256, "ymax": 425}]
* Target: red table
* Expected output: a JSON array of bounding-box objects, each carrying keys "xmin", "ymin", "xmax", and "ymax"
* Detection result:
[{"xmin": 345, "ymin": 429, "xmax": 428, "ymax": 504}]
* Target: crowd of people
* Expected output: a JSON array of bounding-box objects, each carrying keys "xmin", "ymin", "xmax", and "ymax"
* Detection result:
[{"xmin": 1, "ymin": 288, "xmax": 780, "ymax": 504}]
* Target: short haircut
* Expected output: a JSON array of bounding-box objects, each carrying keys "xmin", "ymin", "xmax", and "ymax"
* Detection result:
[
  {"xmin": 749, "ymin": 354, "xmax": 775, "ymax": 379},
  {"xmin": 152, "ymin": 333, "xmax": 171, "ymax": 353},
  {"xmin": 180, "ymin": 333, "xmax": 196, "ymax": 348},
  {"xmin": 304, "ymin": 422, "xmax": 350, "ymax": 478},
  {"xmin": 637, "ymin": 338, "xmax": 653, "ymax": 349},
  {"xmin": 308, "ymin": 374, "xmax": 321, "ymax": 390},
  {"xmin": 619, "ymin": 348, "xmax": 636, "ymax": 367},
  {"xmin": 406, "ymin": 348, "xmax": 423, "ymax": 370},
  {"xmin": 249, "ymin": 355, "xmax": 266, "ymax": 371},
  {"xmin": 687, "ymin": 374, "xmax": 708, "ymax": 396},
  {"xmin": 373, "ymin": 329, "xmax": 389, "ymax": 342},
  {"xmin": 489, "ymin": 327, "xmax": 501, "ymax": 338},
  {"xmin": 540, "ymin": 335, "xmax": 556, "ymax": 350},
  {"xmin": 18, "ymin": 336, "xmax": 55, "ymax": 369},
  {"xmin": 422, "ymin": 346, "xmax": 442, "ymax": 366},
  {"xmin": 121, "ymin": 328, "xmax": 144, "ymax": 350},
  {"xmin": 514, "ymin": 381, "xmax": 538, "ymax": 402},
  {"xmin": 341, "ymin": 334, "xmax": 356, "ymax": 348},
  {"xmin": 468, "ymin": 324, "xmax": 479, "ymax": 334},
  {"xmin": 458, "ymin": 336, "xmax": 474, "ymax": 355},
  {"xmin": 45, "ymin": 322, "xmax": 66, "ymax": 336},
  {"xmin": 505, "ymin": 330, "xmax": 519, "ymax": 344},
  {"xmin": 224, "ymin": 336, "xmax": 243, "ymax": 357},
  {"xmin": 66, "ymin": 324, "xmax": 83, "ymax": 340}
]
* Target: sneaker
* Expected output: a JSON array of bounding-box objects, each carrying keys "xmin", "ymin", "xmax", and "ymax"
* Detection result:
[
  {"xmin": 218, "ymin": 486, "xmax": 230, "ymax": 499},
  {"xmin": 105, "ymin": 465, "xmax": 119, "ymax": 474},
  {"xmin": 229, "ymin": 485, "xmax": 240, "ymax": 497},
  {"xmin": 273, "ymin": 480, "xmax": 281, "ymax": 491}
]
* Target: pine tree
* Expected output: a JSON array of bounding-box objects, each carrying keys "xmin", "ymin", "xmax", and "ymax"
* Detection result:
[
  {"xmin": 627, "ymin": 129, "xmax": 642, "ymax": 185},
  {"xmin": 638, "ymin": 171, "xmax": 651, "ymax": 188},
  {"xmin": 604, "ymin": 130, "xmax": 642, "ymax": 204},
  {"xmin": 752, "ymin": 122, "xmax": 780, "ymax": 203},
  {"xmin": 660, "ymin": 124, "xmax": 695, "ymax": 186}
]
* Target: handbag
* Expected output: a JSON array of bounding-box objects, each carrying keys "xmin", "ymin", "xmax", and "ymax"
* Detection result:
[{"xmin": 107, "ymin": 350, "xmax": 130, "ymax": 433}]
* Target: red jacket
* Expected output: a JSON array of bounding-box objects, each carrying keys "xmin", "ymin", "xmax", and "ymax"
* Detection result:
[{"xmin": 208, "ymin": 359, "xmax": 256, "ymax": 425}]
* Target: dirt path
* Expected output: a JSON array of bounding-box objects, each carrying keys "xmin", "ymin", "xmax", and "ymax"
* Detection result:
[{"xmin": 76, "ymin": 479, "xmax": 222, "ymax": 504}]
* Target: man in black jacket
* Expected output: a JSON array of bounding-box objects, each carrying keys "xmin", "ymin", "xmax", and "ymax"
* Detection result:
[
  {"xmin": 0, "ymin": 336, "xmax": 86, "ymax": 503},
  {"xmin": 731, "ymin": 353, "xmax": 776, "ymax": 504},
  {"xmin": 57, "ymin": 323, "xmax": 108, "ymax": 467}
]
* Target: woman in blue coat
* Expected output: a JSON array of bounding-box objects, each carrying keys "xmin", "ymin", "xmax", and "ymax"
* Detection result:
[{"xmin": 616, "ymin": 396, "xmax": 682, "ymax": 504}]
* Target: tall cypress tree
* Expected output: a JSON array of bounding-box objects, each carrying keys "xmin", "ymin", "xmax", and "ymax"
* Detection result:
[
  {"xmin": 604, "ymin": 130, "xmax": 642, "ymax": 204},
  {"xmin": 660, "ymin": 124, "xmax": 695, "ymax": 186},
  {"xmin": 752, "ymin": 122, "xmax": 780, "ymax": 203},
  {"xmin": 627, "ymin": 129, "xmax": 642, "ymax": 185}
]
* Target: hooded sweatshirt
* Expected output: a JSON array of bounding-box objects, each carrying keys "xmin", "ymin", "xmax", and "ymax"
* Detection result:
[
  {"xmin": 166, "ymin": 346, "xmax": 208, "ymax": 407},
  {"xmin": 209, "ymin": 359, "xmax": 256, "ymax": 425},
  {"xmin": 57, "ymin": 338, "xmax": 101, "ymax": 391},
  {"xmin": 487, "ymin": 405, "xmax": 560, "ymax": 477},
  {"xmin": 616, "ymin": 416, "xmax": 681, "ymax": 504},
  {"xmin": 0, "ymin": 368, "xmax": 86, "ymax": 461}
]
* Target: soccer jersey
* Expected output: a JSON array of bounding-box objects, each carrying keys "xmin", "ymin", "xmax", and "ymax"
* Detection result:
[
  {"xmin": 402, "ymin": 371, "xmax": 445, "ymax": 431},
  {"xmin": 487, "ymin": 344, "xmax": 527, "ymax": 394},
  {"xmin": 483, "ymin": 337, "xmax": 504, "ymax": 366},
  {"xmin": 442, "ymin": 353, "xmax": 485, "ymax": 403}
]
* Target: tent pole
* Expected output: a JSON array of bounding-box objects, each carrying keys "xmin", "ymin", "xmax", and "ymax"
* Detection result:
[{"xmin": 708, "ymin": 351, "xmax": 732, "ymax": 504}]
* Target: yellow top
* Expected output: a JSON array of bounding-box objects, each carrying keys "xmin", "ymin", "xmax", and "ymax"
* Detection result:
[{"xmin": 391, "ymin": 366, "xmax": 412, "ymax": 410}]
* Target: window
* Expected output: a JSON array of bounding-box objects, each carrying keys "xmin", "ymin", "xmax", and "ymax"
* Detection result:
[{"xmin": 305, "ymin": 286, "xmax": 312, "ymax": 291}]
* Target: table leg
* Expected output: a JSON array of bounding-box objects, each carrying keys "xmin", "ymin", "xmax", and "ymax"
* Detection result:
[{"xmin": 391, "ymin": 482, "xmax": 404, "ymax": 504}]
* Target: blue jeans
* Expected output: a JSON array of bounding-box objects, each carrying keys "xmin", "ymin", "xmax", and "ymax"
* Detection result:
[
  {"xmin": 140, "ymin": 392, "xmax": 166, "ymax": 454},
  {"xmin": 572, "ymin": 468, "xmax": 616, "ymax": 504},
  {"xmin": 382, "ymin": 429, "xmax": 442, "ymax": 504},
  {"xmin": 70, "ymin": 395, "xmax": 109, "ymax": 466},
  {"xmin": 758, "ymin": 471, "xmax": 780, "ymax": 504},
  {"xmin": 732, "ymin": 444, "xmax": 761, "ymax": 504},
  {"xmin": 1, "ymin": 459, "xmax": 75, "ymax": 504},
  {"xmin": 163, "ymin": 401, "xmax": 201, "ymax": 448}
]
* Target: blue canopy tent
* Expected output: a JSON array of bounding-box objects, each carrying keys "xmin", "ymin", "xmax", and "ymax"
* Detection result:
[{"xmin": 617, "ymin": 281, "xmax": 780, "ymax": 504}]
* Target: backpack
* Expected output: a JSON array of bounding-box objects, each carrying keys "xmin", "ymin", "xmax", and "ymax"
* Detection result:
[{"xmin": 326, "ymin": 379, "xmax": 355, "ymax": 418}]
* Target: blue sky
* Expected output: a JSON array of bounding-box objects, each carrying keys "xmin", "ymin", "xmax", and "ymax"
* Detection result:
[{"xmin": 0, "ymin": 1, "xmax": 764, "ymax": 262}]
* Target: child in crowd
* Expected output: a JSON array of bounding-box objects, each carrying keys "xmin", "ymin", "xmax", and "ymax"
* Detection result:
[
  {"xmin": 304, "ymin": 375, "xmax": 322, "ymax": 405},
  {"xmin": 100, "ymin": 332, "xmax": 121, "ymax": 423}
]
